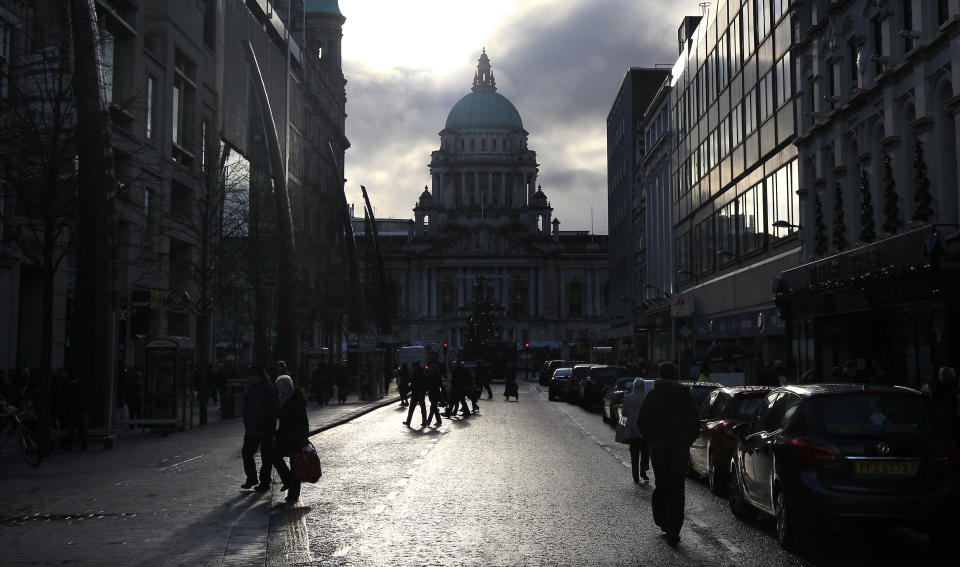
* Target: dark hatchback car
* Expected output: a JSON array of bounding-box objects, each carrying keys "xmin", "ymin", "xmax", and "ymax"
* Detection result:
[
  {"xmin": 601, "ymin": 377, "xmax": 637, "ymax": 424},
  {"xmin": 565, "ymin": 364, "xmax": 594, "ymax": 404},
  {"xmin": 728, "ymin": 384, "xmax": 959, "ymax": 551},
  {"xmin": 689, "ymin": 386, "xmax": 771, "ymax": 493},
  {"xmin": 580, "ymin": 365, "xmax": 628, "ymax": 409},
  {"xmin": 539, "ymin": 360, "xmax": 573, "ymax": 386},
  {"xmin": 548, "ymin": 367, "xmax": 573, "ymax": 401}
]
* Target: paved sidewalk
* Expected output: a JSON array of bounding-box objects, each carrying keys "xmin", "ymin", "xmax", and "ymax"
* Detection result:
[{"xmin": 0, "ymin": 385, "xmax": 399, "ymax": 566}]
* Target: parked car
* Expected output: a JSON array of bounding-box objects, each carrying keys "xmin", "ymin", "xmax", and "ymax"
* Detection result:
[
  {"xmin": 565, "ymin": 364, "xmax": 594, "ymax": 404},
  {"xmin": 728, "ymin": 384, "xmax": 959, "ymax": 551},
  {"xmin": 602, "ymin": 377, "xmax": 636, "ymax": 424},
  {"xmin": 548, "ymin": 367, "xmax": 573, "ymax": 401},
  {"xmin": 689, "ymin": 386, "xmax": 770, "ymax": 493},
  {"xmin": 680, "ymin": 381, "xmax": 723, "ymax": 411},
  {"xmin": 580, "ymin": 365, "xmax": 628, "ymax": 409},
  {"xmin": 539, "ymin": 360, "xmax": 572, "ymax": 386}
]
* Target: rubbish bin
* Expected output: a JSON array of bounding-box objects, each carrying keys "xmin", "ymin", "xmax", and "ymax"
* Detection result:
[{"xmin": 221, "ymin": 386, "xmax": 243, "ymax": 419}]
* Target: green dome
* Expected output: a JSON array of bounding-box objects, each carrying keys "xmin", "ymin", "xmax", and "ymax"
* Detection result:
[
  {"xmin": 444, "ymin": 91, "xmax": 523, "ymax": 132},
  {"xmin": 304, "ymin": 0, "xmax": 342, "ymax": 16}
]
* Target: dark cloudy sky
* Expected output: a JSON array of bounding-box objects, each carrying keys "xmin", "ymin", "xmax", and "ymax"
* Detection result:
[{"xmin": 340, "ymin": 0, "xmax": 698, "ymax": 234}]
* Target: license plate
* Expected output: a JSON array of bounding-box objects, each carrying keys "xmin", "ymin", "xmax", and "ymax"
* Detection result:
[{"xmin": 854, "ymin": 461, "xmax": 913, "ymax": 476}]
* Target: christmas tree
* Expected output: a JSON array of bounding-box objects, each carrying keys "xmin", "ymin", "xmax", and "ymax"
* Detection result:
[
  {"xmin": 461, "ymin": 277, "xmax": 504, "ymax": 360},
  {"xmin": 882, "ymin": 153, "xmax": 902, "ymax": 233},
  {"xmin": 814, "ymin": 192, "xmax": 829, "ymax": 256},
  {"xmin": 832, "ymin": 181, "xmax": 848, "ymax": 251},
  {"xmin": 911, "ymin": 138, "xmax": 934, "ymax": 222},
  {"xmin": 858, "ymin": 169, "xmax": 875, "ymax": 243}
]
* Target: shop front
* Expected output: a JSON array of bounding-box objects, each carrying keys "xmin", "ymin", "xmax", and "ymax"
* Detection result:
[{"xmin": 776, "ymin": 226, "xmax": 959, "ymax": 388}]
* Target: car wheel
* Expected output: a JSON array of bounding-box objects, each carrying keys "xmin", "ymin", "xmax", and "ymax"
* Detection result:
[
  {"xmin": 728, "ymin": 465, "xmax": 751, "ymax": 520},
  {"xmin": 548, "ymin": 390, "xmax": 555, "ymax": 401},
  {"xmin": 708, "ymin": 454, "xmax": 724, "ymax": 495},
  {"xmin": 775, "ymin": 489, "xmax": 804, "ymax": 550},
  {"xmin": 602, "ymin": 407, "xmax": 609, "ymax": 423}
]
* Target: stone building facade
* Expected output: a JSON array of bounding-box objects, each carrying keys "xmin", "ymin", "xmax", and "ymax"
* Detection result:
[
  {"xmin": 371, "ymin": 52, "xmax": 609, "ymax": 359},
  {"xmin": 777, "ymin": 0, "xmax": 960, "ymax": 387}
]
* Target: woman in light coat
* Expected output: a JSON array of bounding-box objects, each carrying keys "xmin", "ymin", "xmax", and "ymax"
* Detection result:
[{"xmin": 616, "ymin": 378, "xmax": 651, "ymax": 484}]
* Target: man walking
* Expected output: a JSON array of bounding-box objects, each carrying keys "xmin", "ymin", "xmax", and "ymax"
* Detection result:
[
  {"xmin": 637, "ymin": 361, "xmax": 700, "ymax": 546},
  {"xmin": 445, "ymin": 361, "xmax": 471, "ymax": 418},
  {"xmin": 426, "ymin": 365, "xmax": 444, "ymax": 427},
  {"xmin": 241, "ymin": 364, "xmax": 278, "ymax": 491},
  {"xmin": 404, "ymin": 362, "xmax": 428, "ymax": 427}
]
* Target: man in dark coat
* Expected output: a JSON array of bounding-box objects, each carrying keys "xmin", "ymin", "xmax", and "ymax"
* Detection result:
[
  {"xmin": 272, "ymin": 375, "xmax": 309, "ymax": 502},
  {"xmin": 637, "ymin": 361, "xmax": 700, "ymax": 546},
  {"xmin": 404, "ymin": 362, "xmax": 428, "ymax": 427},
  {"xmin": 425, "ymin": 365, "xmax": 444, "ymax": 427},
  {"xmin": 444, "ymin": 362, "xmax": 471, "ymax": 417},
  {"xmin": 241, "ymin": 364, "xmax": 278, "ymax": 491}
]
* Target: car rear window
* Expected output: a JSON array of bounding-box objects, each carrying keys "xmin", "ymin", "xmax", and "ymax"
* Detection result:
[
  {"xmin": 553, "ymin": 368, "xmax": 572, "ymax": 377},
  {"xmin": 614, "ymin": 378, "xmax": 634, "ymax": 390},
  {"xmin": 805, "ymin": 394, "xmax": 935, "ymax": 437},
  {"xmin": 690, "ymin": 387, "xmax": 714, "ymax": 407},
  {"xmin": 728, "ymin": 396, "xmax": 765, "ymax": 421}
]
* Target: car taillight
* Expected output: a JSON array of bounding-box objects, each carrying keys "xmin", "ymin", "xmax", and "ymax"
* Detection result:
[
  {"xmin": 932, "ymin": 443, "xmax": 958, "ymax": 469},
  {"xmin": 789, "ymin": 438, "xmax": 837, "ymax": 466}
]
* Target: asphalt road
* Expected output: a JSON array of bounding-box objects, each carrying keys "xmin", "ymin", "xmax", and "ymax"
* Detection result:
[{"xmin": 267, "ymin": 382, "xmax": 958, "ymax": 567}]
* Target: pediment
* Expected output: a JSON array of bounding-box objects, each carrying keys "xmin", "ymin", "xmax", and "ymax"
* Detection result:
[{"xmin": 422, "ymin": 226, "xmax": 539, "ymax": 258}]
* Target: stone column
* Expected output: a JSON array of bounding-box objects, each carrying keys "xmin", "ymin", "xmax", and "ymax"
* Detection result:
[
  {"xmin": 420, "ymin": 269, "xmax": 430, "ymax": 317},
  {"xmin": 501, "ymin": 171, "xmax": 507, "ymax": 206},
  {"xmin": 528, "ymin": 267, "xmax": 536, "ymax": 317},
  {"xmin": 537, "ymin": 268, "xmax": 544, "ymax": 317},
  {"xmin": 430, "ymin": 268, "xmax": 438, "ymax": 317}
]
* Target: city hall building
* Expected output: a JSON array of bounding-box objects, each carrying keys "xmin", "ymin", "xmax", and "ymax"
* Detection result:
[{"xmin": 364, "ymin": 51, "xmax": 609, "ymax": 358}]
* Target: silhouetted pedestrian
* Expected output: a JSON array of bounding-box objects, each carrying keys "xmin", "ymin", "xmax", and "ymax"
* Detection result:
[
  {"xmin": 426, "ymin": 365, "xmax": 444, "ymax": 427},
  {"xmin": 272, "ymin": 375, "xmax": 309, "ymax": 502},
  {"xmin": 397, "ymin": 363, "xmax": 410, "ymax": 407},
  {"xmin": 404, "ymin": 362, "xmax": 428, "ymax": 427},
  {"xmin": 241, "ymin": 364, "xmax": 277, "ymax": 491},
  {"xmin": 445, "ymin": 361, "xmax": 471, "ymax": 417},
  {"xmin": 637, "ymin": 361, "xmax": 700, "ymax": 546},
  {"xmin": 617, "ymin": 378, "xmax": 650, "ymax": 484},
  {"xmin": 61, "ymin": 371, "xmax": 86, "ymax": 451}
]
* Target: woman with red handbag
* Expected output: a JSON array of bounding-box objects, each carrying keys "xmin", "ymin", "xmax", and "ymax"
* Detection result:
[{"xmin": 271, "ymin": 375, "xmax": 309, "ymax": 503}]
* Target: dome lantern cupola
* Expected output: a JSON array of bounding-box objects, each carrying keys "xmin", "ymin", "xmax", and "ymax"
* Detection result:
[{"xmin": 444, "ymin": 50, "xmax": 523, "ymax": 132}]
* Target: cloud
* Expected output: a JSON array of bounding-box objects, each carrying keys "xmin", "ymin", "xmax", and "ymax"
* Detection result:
[{"xmin": 342, "ymin": 0, "xmax": 695, "ymax": 233}]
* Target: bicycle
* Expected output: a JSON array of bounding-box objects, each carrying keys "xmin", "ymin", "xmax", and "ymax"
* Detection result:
[{"xmin": 0, "ymin": 400, "xmax": 41, "ymax": 467}]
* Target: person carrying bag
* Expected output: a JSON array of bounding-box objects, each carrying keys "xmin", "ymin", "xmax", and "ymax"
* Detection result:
[
  {"xmin": 616, "ymin": 378, "xmax": 650, "ymax": 484},
  {"xmin": 292, "ymin": 441, "xmax": 322, "ymax": 483}
]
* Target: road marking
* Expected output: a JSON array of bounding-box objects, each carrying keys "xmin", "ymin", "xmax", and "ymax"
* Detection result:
[
  {"xmin": 405, "ymin": 468, "xmax": 416, "ymax": 476},
  {"xmin": 413, "ymin": 459, "xmax": 424, "ymax": 465},
  {"xmin": 372, "ymin": 504, "xmax": 386, "ymax": 514},
  {"xmin": 386, "ymin": 491, "xmax": 398, "ymax": 500},
  {"xmin": 717, "ymin": 537, "xmax": 741, "ymax": 554},
  {"xmin": 396, "ymin": 479, "xmax": 408, "ymax": 487},
  {"xmin": 158, "ymin": 455, "xmax": 203, "ymax": 470},
  {"xmin": 419, "ymin": 450, "xmax": 430, "ymax": 456},
  {"xmin": 332, "ymin": 544, "xmax": 352, "ymax": 557}
]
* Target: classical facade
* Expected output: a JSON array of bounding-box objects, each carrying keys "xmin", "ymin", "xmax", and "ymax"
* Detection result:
[
  {"xmin": 777, "ymin": 1, "xmax": 960, "ymax": 387},
  {"xmin": 370, "ymin": 51, "xmax": 609, "ymax": 359}
]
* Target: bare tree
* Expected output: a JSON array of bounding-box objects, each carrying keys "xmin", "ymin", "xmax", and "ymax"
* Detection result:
[{"xmin": 0, "ymin": 11, "xmax": 77, "ymax": 454}]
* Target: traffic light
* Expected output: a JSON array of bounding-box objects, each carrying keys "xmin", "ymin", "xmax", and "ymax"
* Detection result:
[
  {"xmin": 443, "ymin": 342, "xmax": 448, "ymax": 355},
  {"xmin": 524, "ymin": 343, "xmax": 530, "ymax": 350}
]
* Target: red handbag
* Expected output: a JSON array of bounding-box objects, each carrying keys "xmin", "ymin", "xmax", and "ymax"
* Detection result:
[{"xmin": 291, "ymin": 442, "xmax": 322, "ymax": 483}]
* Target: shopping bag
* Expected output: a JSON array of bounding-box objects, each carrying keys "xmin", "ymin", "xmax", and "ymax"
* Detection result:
[{"xmin": 291, "ymin": 442, "xmax": 323, "ymax": 483}]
